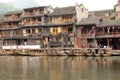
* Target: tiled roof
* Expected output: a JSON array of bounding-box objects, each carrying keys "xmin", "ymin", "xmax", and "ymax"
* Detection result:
[
  {"xmin": 76, "ymin": 17, "xmax": 102, "ymax": 26},
  {"xmin": 5, "ymin": 10, "xmax": 22, "ymax": 15},
  {"xmin": 89, "ymin": 9, "xmax": 114, "ymax": 13},
  {"xmin": 23, "ymin": 6, "xmax": 47, "ymax": 10},
  {"xmin": 49, "ymin": 6, "xmax": 76, "ymax": 16},
  {"xmin": 99, "ymin": 19, "xmax": 120, "ymax": 27}
]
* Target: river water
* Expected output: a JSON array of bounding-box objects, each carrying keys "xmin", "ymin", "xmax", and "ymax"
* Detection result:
[{"xmin": 0, "ymin": 56, "xmax": 120, "ymax": 80}]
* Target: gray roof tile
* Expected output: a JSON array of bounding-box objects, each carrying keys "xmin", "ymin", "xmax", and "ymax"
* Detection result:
[
  {"xmin": 89, "ymin": 9, "xmax": 114, "ymax": 13},
  {"xmin": 49, "ymin": 6, "xmax": 76, "ymax": 16},
  {"xmin": 76, "ymin": 17, "xmax": 102, "ymax": 26},
  {"xmin": 5, "ymin": 10, "xmax": 22, "ymax": 16},
  {"xmin": 99, "ymin": 19, "xmax": 120, "ymax": 27}
]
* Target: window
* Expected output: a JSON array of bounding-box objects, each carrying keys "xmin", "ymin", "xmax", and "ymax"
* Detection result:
[
  {"xmin": 68, "ymin": 28, "xmax": 73, "ymax": 31},
  {"xmin": 32, "ymin": 29, "xmax": 35, "ymax": 33},
  {"xmin": 68, "ymin": 27, "xmax": 73, "ymax": 34},
  {"xmin": 38, "ymin": 18, "xmax": 41, "ymax": 21},
  {"xmin": 81, "ymin": 8, "xmax": 84, "ymax": 12},
  {"xmin": 38, "ymin": 29, "xmax": 42, "ymax": 33},
  {"xmin": 26, "ymin": 29, "xmax": 31, "ymax": 34},
  {"xmin": 30, "ymin": 10, "xmax": 33, "ymax": 14}
]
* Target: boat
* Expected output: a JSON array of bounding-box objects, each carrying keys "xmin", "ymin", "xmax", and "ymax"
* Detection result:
[
  {"xmin": 101, "ymin": 49, "xmax": 112, "ymax": 57},
  {"xmin": 86, "ymin": 49, "xmax": 93, "ymax": 56},
  {"xmin": 94, "ymin": 49, "xmax": 101, "ymax": 56}
]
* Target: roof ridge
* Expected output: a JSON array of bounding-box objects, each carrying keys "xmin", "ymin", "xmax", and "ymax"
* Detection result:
[{"xmin": 89, "ymin": 9, "xmax": 114, "ymax": 13}]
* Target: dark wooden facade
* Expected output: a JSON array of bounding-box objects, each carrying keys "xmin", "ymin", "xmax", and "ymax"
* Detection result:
[
  {"xmin": 0, "ymin": 4, "xmax": 88, "ymax": 49},
  {"xmin": 76, "ymin": 17, "xmax": 102, "ymax": 48},
  {"xmin": 96, "ymin": 19, "xmax": 120, "ymax": 49},
  {"xmin": 0, "ymin": 11, "xmax": 22, "ymax": 48}
]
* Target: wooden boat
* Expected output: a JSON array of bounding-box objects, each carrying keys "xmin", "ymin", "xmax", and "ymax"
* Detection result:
[
  {"xmin": 101, "ymin": 49, "xmax": 112, "ymax": 57},
  {"xmin": 94, "ymin": 49, "xmax": 101, "ymax": 56},
  {"xmin": 86, "ymin": 49, "xmax": 93, "ymax": 56}
]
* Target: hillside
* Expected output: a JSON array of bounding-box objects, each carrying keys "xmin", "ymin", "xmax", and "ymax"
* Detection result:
[
  {"xmin": 0, "ymin": 2, "xmax": 17, "ymax": 13},
  {"xmin": 9, "ymin": 0, "xmax": 39, "ymax": 9},
  {"xmin": 0, "ymin": 0, "xmax": 39, "ymax": 14}
]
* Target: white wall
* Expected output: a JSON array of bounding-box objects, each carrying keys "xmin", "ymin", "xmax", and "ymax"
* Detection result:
[
  {"xmin": 75, "ymin": 4, "xmax": 88, "ymax": 22},
  {"xmin": 2, "ymin": 45, "xmax": 41, "ymax": 49}
]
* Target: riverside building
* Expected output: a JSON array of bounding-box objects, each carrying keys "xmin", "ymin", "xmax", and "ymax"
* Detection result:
[{"xmin": 0, "ymin": 1, "xmax": 120, "ymax": 50}]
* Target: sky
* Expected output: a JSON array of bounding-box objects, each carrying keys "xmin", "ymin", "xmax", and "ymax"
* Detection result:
[{"xmin": 0, "ymin": 0, "xmax": 118, "ymax": 11}]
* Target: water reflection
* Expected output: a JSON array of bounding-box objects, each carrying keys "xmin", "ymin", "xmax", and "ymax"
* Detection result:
[{"xmin": 0, "ymin": 56, "xmax": 120, "ymax": 80}]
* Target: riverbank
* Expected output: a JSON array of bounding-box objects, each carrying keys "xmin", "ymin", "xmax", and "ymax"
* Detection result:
[
  {"xmin": 0, "ymin": 48, "xmax": 113, "ymax": 56},
  {"xmin": 111, "ymin": 50, "xmax": 120, "ymax": 56}
]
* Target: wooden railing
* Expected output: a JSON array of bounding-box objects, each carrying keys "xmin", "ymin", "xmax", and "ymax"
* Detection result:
[
  {"xmin": 23, "ymin": 33, "xmax": 43, "ymax": 38},
  {"xmin": 49, "ymin": 41, "xmax": 62, "ymax": 45},
  {"xmin": 96, "ymin": 32, "xmax": 120, "ymax": 36},
  {"xmin": 2, "ymin": 25, "xmax": 20, "ymax": 29},
  {"xmin": 81, "ymin": 34, "xmax": 94, "ymax": 37},
  {"xmin": 22, "ymin": 11, "xmax": 44, "ymax": 17},
  {"xmin": 4, "ymin": 17, "xmax": 20, "ymax": 21},
  {"xmin": 48, "ymin": 19, "xmax": 74, "ymax": 24}
]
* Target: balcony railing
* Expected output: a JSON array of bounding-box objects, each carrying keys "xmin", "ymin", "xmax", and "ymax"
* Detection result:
[
  {"xmin": 4, "ymin": 17, "xmax": 20, "ymax": 21},
  {"xmin": 49, "ymin": 41, "xmax": 62, "ymax": 46},
  {"xmin": 2, "ymin": 34, "xmax": 22, "ymax": 38},
  {"xmin": 81, "ymin": 34, "xmax": 94, "ymax": 38},
  {"xmin": 22, "ymin": 33, "xmax": 43, "ymax": 38},
  {"xmin": 22, "ymin": 21, "xmax": 42, "ymax": 27},
  {"xmin": 96, "ymin": 32, "xmax": 120, "ymax": 36},
  {"xmin": 2, "ymin": 25, "xmax": 20, "ymax": 29},
  {"xmin": 48, "ymin": 19, "xmax": 74, "ymax": 24},
  {"xmin": 42, "ymin": 32, "xmax": 50, "ymax": 36},
  {"xmin": 22, "ymin": 11, "xmax": 44, "ymax": 17},
  {"xmin": 96, "ymin": 32, "xmax": 120, "ymax": 38}
]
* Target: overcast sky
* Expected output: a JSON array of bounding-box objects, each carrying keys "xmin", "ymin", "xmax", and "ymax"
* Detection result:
[{"xmin": 0, "ymin": 0, "xmax": 118, "ymax": 11}]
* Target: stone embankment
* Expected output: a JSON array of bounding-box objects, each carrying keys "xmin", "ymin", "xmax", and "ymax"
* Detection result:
[{"xmin": 0, "ymin": 48, "xmax": 113, "ymax": 57}]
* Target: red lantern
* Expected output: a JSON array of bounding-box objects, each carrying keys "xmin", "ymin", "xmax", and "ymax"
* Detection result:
[
  {"xmin": 118, "ymin": 27, "xmax": 120, "ymax": 29},
  {"xmin": 92, "ymin": 26, "xmax": 95, "ymax": 30},
  {"xmin": 81, "ymin": 26, "xmax": 83, "ymax": 29},
  {"xmin": 119, "ymin": 39, "xmax": 120, "ymax": 42},
  {"xmin": 109, "ymin": 39, "xmax": 112, "ymax": 42}
]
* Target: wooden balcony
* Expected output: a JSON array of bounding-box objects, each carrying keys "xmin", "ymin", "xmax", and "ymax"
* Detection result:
[
  {"xmin": 48, "ymin": 19, "xmax": 74, "ymax": 25},
  {"xmin": 59, "ymin": 32, "xmax": 68, "ymax": 36},
  {"xmin": 22, "ymin": 33, "xmax": 43, "ymax": 39},
  {"xmin": 21, "ymin": 21, "xmax": 43, "ymax": 27},
  {"xmin": 2, "ymin": 34, "xmax": 22, "ymax": 39},
  {"xmin": 22, "ymin": 11, "xmax": 44, "ymax": 18},
  {"xmin": 45, "ymin": 22, "xmax": 74, "ymax": 26},
  {"xmin": 42, "ymin": 32, "xmax": 50, "ymax": 36},
  {"xmin": 2, "ymin": 18, "xmax": 21, "ymax": 22},
  {"xmin": 49, "ymin": 32, "xmax": 74, "ymax": 37},
  {"xmin": 49, "ymin": 41, "xmax": 62, "ymax": 46},
  {"xmin": 81, "ymin": 34, "xmax": 95, "ymax": 38},
  {"xmin": 96, "ymin": 32, "xmax": 120, "ymax": 38},
  {"xmin": 1, "ymin": 25, "xmax": 20, "ymax": 30}
]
